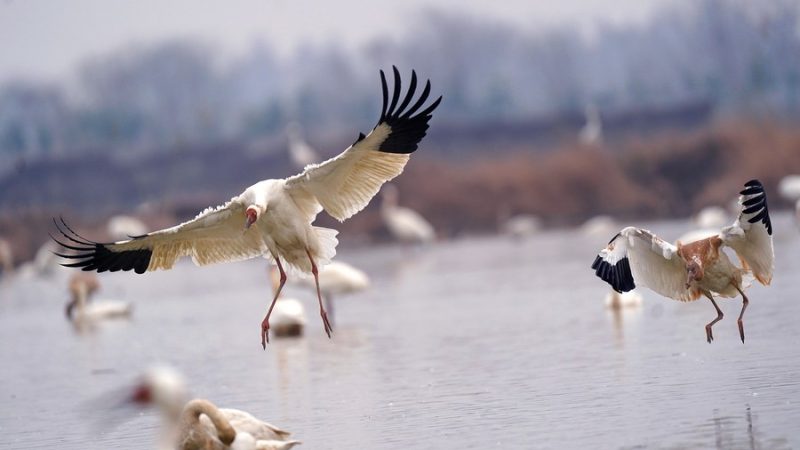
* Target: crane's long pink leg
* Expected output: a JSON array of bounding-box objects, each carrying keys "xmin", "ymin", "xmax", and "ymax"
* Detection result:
[
  {"xmin": 734, "ymin": 284, "xmax": 749, "ymax": 344},
  {"xmin": 306, "ymin": 249, "xmax": 333, "ymax": 338},
  {"xmin": 261, "ymin": 257, "xmax": 286, "ymax": 349},
  {"xmin": 703, "ymin": 292, "xmax": 724, "ymax": 344}
]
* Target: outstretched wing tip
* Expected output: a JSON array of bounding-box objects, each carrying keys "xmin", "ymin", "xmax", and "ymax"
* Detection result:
[
  {"xmin": 592, "ymin": 254, "xmax": 636, "ymax": 293},
  {"xmin": 372, "ymin": 67, "xmax": 441, "ymax": 155},
  {"xmin": 50, "ymin": 218, "xmax": 153, "ymax": 274}
]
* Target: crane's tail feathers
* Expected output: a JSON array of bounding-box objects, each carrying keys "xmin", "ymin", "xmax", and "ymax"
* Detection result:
[{"xmin": 313, "ymin": 227, "xmax": 339, "ymax": 267}]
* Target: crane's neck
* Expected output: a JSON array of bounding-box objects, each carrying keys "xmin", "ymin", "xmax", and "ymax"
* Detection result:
[
  {"xmin": 181, "ymin": 399, "xmax": 236, "ymax": 446},
  {"xmin": 381, "ymin": 190, "xmax": 398, "ymax": 211},
  {"xmin": 66, "ymin": 284, "xmax": 89, "ymax": 319}
]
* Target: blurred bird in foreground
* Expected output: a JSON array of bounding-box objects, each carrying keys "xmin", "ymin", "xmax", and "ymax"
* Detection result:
[
  {"xmin": 119, "ymin": 367, "xmax": 299, "ymax": 450},
  {"xmin": 66, "ymin": 273, "xmax": 131, "ymax": 328},
  {"xmin": 52, "ymin": 67, "xmax": 441, "ymax": 348},
  {"xmin": 592, "ymin": 180, "xmax": 774, "ymax": 343}
]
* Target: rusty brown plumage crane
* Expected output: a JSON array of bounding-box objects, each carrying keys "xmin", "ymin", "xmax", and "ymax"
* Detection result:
[{"xmin": 592, "ymin": 180, "xmax": 774, "ymax": 343}]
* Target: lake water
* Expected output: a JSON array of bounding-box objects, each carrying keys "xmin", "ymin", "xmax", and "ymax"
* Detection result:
[{"xmin": 1, "ymin": 215, "xmax": 799, "ymax": 449}]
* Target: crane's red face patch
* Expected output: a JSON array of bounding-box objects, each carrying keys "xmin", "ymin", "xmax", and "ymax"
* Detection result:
[{"xmin": 245, "ymin": 207, "xmax": 258, "ymax": 229}]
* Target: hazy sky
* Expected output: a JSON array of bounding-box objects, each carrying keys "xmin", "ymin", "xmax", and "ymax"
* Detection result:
[{"xmin": 0, "ymin": 0, "xmax": 674, "ymax": 83}]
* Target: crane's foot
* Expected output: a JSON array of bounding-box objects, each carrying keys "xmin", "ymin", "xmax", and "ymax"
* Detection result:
[
  {"xmin": 320, "ymin": 310, "xmax": 333, "ymax": 338},
  {"xmin": 705, "ymin": 325, "xmax": 714, "ymax": 343},
  {"xmin": 261, "ymin": 319, "xmax": 271, "ymax": 349}
]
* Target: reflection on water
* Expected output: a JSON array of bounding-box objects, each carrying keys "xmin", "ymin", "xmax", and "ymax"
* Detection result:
[{"xmin": 0, "ymin": 215, "xmax": 799, "ymax": 449}]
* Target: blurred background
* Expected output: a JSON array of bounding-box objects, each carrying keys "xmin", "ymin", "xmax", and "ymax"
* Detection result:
[
  {"xmin": 1, "ymin": 0, "xmax": 800, "ymax": 258},
  {"xmin": 2, "ymin": 0, "xmax": 800, "ymax": 448}
]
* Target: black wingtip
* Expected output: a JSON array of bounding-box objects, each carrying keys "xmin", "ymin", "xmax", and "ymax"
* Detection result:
[
  {"xmin": 592, "ymin": 255, "xmax": 635, "ymax": 293},
  {"xmin": 379, "ymin": 70, "xmax": 388, "ymax": 123},
  {"xmin": 50, "ymin": 217, "xmax": 153, "ymax": 274},
  {"xmin": 371, "ymin": 68, "xmax": 442, "ymax": 154},
  {"xmin": 738, "ymin": 179, "xmax": 772, "ymax": 235}
]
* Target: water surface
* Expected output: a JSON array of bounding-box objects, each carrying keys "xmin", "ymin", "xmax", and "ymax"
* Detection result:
[{"xmin": 1, "ymin": 216, "xmax": 798, "ymax": 449}]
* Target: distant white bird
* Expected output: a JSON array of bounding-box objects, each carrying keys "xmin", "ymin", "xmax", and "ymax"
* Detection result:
[
  {"xmin": 579, "ymin": 104, "xmax": 603, "ymax": 146},
  {"xmin": 381, "ymin": 184, "xmax": 435, "ymax": 244},
  {"xmin": 65, "ymin": 273, "xmax": 131, "ymax": 325},
  {"xmin": 604, "ymin": 289, "xmax": 643, "ymax": 310},
  {"xmin": 795, "ymin": 199, "xmax": 800, "ymax": 229},
  {"xmin": 580, "ymin": 215, "xmax": 617, "ymax": 237},
  {"xmin": 501, "ymin": 214, "xmax": 541, "ymax": 239},
  {"xmin": 32, "ymin": 240, "xmax": 61, "ymax": 276},
  {"xmin": 269, "ymin": 266, "xmax": 306, "ymax": 338},
  {"xmin": 124, "ymin": 367, "xmax": 298, "ymax": 450},
  {"xmin": 592, "ymin": 180, "xmax": 774, "ymax": 343},
  {"xmin": 692, "ymin": 206, "xmax": 729, "ymax": 229},
  {"xmin": 0, "ymin": 237, "xmax": 12, "ymax": 277},
  {"xmin": 285, "ymin": 123, "xmax": 319, "ymax": 170},
  {"xmin": 294, "ymin": 260, "xmax": 369, "ymax": 323},
  {"xmin": 53, "ymin": 67, "xmax": 441, "ymax": 348},
  {"xmin": 107, "ymin": 215, "xmax": 148, "ymax": 241},
  {"xmin": 778, "ymin": 175, "xmax": 800, "ymax": 200}
]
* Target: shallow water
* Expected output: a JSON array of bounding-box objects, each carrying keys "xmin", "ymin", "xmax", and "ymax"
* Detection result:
[{"xmin": 1, "ymin": 215, "xmax": 799, "ymax": 449}]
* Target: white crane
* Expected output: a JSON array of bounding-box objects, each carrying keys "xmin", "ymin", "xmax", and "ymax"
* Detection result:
[
  {"xmin": 285, "ymin": 122, "xmax": 319, "ymax": 170},
  {"xmin": 580, "ymin": 215, "xmax": 617, "ymax": 238},
  {"xmin": 381, "ymin": 184, "xmax": 435, "ymax": 244},
  {"xmin": 65, "ymin": 273, "xmax": 131, "ymax": 326},
  {"xmin": 592, "ymin": 180, "xmax": 774, "ymax": 343},
  {"xmin": 107, "ymin": 215, "xmax": 149, "ymax": 241},
  {"xmin": 53, "ymin": 67, "xmax": 441, "ymax": 348},
  {"xmin": 692, "ymin": 206, "xmax": 729, "ymax": 229},
  {"xmin": 122, "ymin": 367, "xmax": 299, "ymax": 450},
  {"xmin": 778, "ymin": 175, "xmax": 800, "ymax": 201},
  {"xmin": 578, "ymin": 104, "xmax": 603, "ymax": 146},
  {"xmin": 293, "ymin": 260, "xmax": 369, "ymax": 324}
]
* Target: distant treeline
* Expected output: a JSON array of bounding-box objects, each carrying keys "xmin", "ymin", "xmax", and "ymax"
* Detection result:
[{"xmin": 1, "ymin": 0, "xmax": 800, "ymax": 161}]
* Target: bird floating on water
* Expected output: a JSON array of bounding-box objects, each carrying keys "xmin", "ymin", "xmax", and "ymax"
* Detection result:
[
  {"xmin": 778, "ymin": 174, "xmax": 800, "ymax": 201},
  {"xmin": 293, "ymin": 260, "xmax": 369, "ymax": 324},
  {"xmin": 592, "ymin": 180, "xmax": 774, "ymax": 343},
  {"xmin": 66, "ymin": 273, "xmax": 131, "ymax": 327},
  {"xmin": 123, "ymin": 367, "xmax": 299, "ymax": 450},
  {"xmin": 381, "ymin": 184, "xmax": 436, "ymax": 244},
  {"xmin": 269, "ymin": 266, "xmax": 307, "ymax": 338},
  {"xmin": 52, "ymin": 67, "xmax": 441, "ymax": 349}
]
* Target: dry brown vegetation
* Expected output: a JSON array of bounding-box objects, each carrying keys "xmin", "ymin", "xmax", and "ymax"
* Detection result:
[
  {"xmin": 2, "ymin": 120, "xmax": 800, "ymax": 264},
  {"xmin": 343, "ymin": 120, "xmax": 800, "ymax": 238}
]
